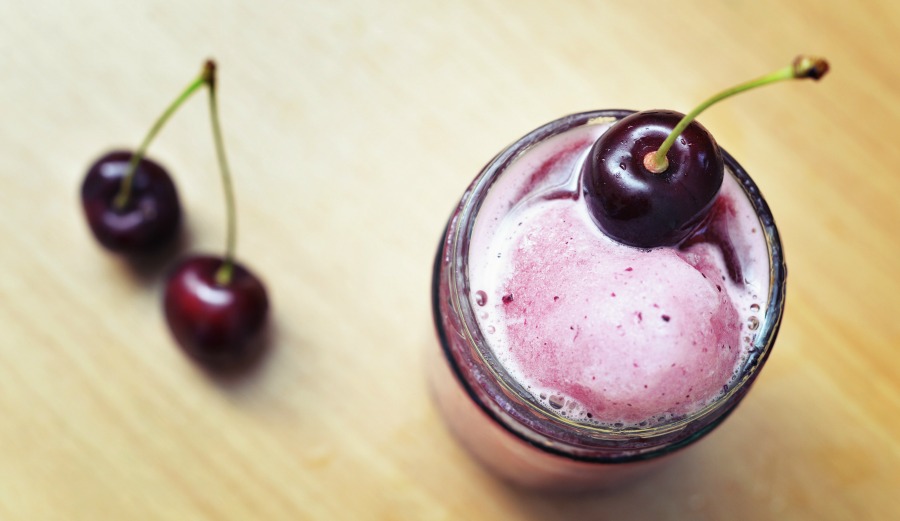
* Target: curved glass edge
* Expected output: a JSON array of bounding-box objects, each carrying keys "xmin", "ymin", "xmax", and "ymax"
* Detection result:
[{"xmin": 436, "ymin": 110, "xmax": 787, "ymax": 462}]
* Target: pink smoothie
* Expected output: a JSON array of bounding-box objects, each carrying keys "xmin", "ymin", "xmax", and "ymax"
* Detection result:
[{"xmin": 468, "ymin": 119, "xmax": 769, "ymax": 428}]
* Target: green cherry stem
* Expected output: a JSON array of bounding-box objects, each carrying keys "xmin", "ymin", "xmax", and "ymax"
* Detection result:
[
  {"xmin": 204, "ymin": 61, "xmax": 239, "ymax": 287},
  {"xmin": 644, "ymin": 55, "xmax": 830, "ymax": 174},
  {"xmin": 113, "ymin": 65, "xmax": 209, "ymax": 210}
]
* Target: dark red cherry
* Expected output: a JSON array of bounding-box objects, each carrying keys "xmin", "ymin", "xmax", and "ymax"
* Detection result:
[
  {"xmin": 581, "ymin": 110, "xmax": 723, "ymax": 248},
  {"xmin": 163, "ymin": 255, "xmax": 269, "ymax": 368},
  {"xmin": 81, "ymin": 151, "xmax": 181, "ymax": 253}
]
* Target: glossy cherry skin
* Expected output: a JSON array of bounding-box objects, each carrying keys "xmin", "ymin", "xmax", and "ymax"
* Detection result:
[
  {"xmin": 164, "ymin": 255, "xmax": 269, "ymax": 368},
  {"xmin": 582, "ymin": 110, "xmax": 724, "ymax": 248},
  {"xmin": 81, "ymin": 151, "xmax": 181, "ymax": 253}
]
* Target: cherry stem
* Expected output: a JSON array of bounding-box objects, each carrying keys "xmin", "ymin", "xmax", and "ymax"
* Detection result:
[
  {"xmin": 113, "ymin": 66, "xmax": 209, "ymax": 210},
  {"xmin": 204, "ymin": 61, "xmax": 239, "ymax": 287},
  {"xmin": 646, "ymin": 55, "xmax": 830, "ymax": 174}
]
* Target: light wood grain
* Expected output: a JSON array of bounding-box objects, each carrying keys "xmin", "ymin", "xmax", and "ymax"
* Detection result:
[{"xmin": 1, "ymin": 1, "xmax": 898, "ymax": 519}]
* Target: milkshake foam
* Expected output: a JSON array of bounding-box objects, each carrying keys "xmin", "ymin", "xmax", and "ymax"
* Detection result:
[{"xmin": 468, "ymin": 120, "xmax": 769, "ymax": 428}]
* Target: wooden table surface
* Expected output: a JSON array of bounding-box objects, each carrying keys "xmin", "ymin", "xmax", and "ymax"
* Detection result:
[{"xmin": 1, "ymin": 1, "xmax": 898, "ymax": 519}]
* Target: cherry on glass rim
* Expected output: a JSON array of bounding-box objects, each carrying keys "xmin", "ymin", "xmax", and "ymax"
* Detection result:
[
  {"xmin": 81, "ymin": 151, "xmax": 181, "ymax": 253},
  {"xmin": 164, "ymin": 255, "xmax": 269, "ymax": 368},
  {"xmin": 581, "ymin": 55, "xmax": 830, "ymax": 249},
  {"xmin": 581, "ymin": 110, "xmax": 723, "ymax": 248}
]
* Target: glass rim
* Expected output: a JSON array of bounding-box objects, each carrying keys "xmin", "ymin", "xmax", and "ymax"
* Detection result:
[{"xmin": 446, "ymin": 109, "xmax": 786, "ymax": 444}]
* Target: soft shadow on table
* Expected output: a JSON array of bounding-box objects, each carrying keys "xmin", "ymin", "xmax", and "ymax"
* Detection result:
[
  {"xmin": 111, "ymin": 224, "xmax": 195, "ymax": 287},
  {"xmin": 485, "ymin": 449, "xmax": 716, "ymax": 520}
]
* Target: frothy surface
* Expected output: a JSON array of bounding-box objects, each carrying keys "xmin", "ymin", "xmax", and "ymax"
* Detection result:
[{"xmin": 469, "ymin": 122, "xmax": 768, "ymax": 427}]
